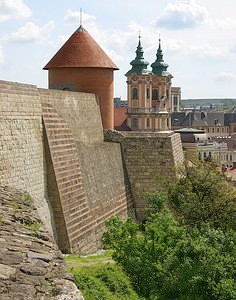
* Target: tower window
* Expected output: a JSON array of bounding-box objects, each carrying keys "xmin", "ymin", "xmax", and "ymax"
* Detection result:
[
  {"xmin": 147, "ymin": 88, "xmax": 150, "ymax": 99},
  {"xmin": 132, "ymin": 88, "xmax": 138, "ymax": 99},
  {"xmin": 146, "ymin": 118, "xmax": 150, "ymax": 127},
  {"xmin": 152, "ymin": 89, "xmax": 158, "ymax": 100}
]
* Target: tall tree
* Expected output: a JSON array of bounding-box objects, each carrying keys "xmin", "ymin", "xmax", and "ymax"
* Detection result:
[
  {"xmin": 103, "ymin": 161, "xmax": 236, "ymax": 299},
  {"xmin": 165, "ymin": 161, "xmax": 236, "ymax": 230}
]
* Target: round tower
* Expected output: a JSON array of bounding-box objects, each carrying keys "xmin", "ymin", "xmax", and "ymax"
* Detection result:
[{"xmin": 43, "ymin": 25, "xmax": 118, "ymax": 130}]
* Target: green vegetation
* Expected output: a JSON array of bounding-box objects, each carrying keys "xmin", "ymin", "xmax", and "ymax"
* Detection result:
[
  {"xmin": 165, "ymin": 161, "xmax": 236, "ymax": 230},
  {"xmin": 28, "ymin": 222, "xmax": 41, "ymax": 232},
  {"xmin": 65, "ymin": 252, "xmax": 142, "ymax": 300},
  {"xmin": 23, "ymin": 192, "xmax": 31, "ymax": 204},
  {"xmin": 103, "ymin": 162, "xmax": 236, "ymax": 300}
]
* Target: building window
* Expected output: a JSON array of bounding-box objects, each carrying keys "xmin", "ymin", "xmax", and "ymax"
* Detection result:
[
  {"xmin": 152, "ymin": 89, "xmax": 158, "ymax": 100},
  {"xmin": 212, "ymin": 128, "xmax": 215, "ymax": 133},
  {"xmin": 217, "ymin": 127, "xmax": 220, "ymax": 133},
  {"xmin": 173, "ymin": 96, "xmax": 178, "ymax": 106},
  {"xmin": 230, "ymin": 155, "xmax": 232, "ymax": 161},
  {"xmin": 132, "ymin": 88, "xmax": 138, "ymax": 99},
  {"xmin": 222, "ymin": 128, "xmax": 224, "ymax": 133},
  {"xmin": 198, "ymin": 152, "xmax": 201, "ymax": 160},
  {"xmin": 146, "ymin": 88, "xmax": 150, "ymax": 99},
  {"xmin": 146, "ymin": 118, "xmax": 150, "ymax": 127},
  {"xmin": 132, "ymin": 118, "xmax": 138, "ymax": 128},
  {"xmin": 203, "ymin": 152, "xmax": 207, "ymax": 159}
]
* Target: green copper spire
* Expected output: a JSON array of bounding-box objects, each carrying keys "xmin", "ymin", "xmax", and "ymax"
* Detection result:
[
  {"xmin": 151, "ymin": 37, "xmax": 170, "ymax": 76},
  {"xmin": 126, "ymin": 33, "xmax": 149, "ymax": 76}
]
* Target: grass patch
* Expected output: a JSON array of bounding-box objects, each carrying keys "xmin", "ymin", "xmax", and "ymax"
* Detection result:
[
  {"xmin": 65, "ymin": 251, "xmax": 142, "ymax": 300},
  {"xmin": 22, "ymin": 192, "xmax": 31, "ymax": 204}
]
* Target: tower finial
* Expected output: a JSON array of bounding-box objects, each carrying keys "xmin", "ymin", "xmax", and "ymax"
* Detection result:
[
  {"xmin": 159, "ymin": 33, "xmax": 161, "ymax": 43},
  {"xmin": 80, "ymin": 8, "xmax": 82, "ymax": 26}
]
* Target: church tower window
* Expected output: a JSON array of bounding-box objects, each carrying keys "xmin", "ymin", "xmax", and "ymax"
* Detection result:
[
  {"xmin": 132, "ymin": 87, "xmax": 138, "ymax": 99},
  {"xmin": 152, "ymin": 88, "xmax": 158, "ymax": 100}
]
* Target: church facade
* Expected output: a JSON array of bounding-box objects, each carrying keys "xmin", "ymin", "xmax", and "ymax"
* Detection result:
[{"xmin": 126, "ymin": 36, "xmax": 181, "ymax": 131}]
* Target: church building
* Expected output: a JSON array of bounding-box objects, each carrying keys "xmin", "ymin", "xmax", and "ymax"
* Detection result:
[{"xmin": 126, "ymin": 35, "xmax": 181, "ymax": 131}]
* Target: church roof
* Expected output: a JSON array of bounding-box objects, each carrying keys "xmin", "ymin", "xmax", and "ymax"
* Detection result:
[
  {"xmin": 44, "ymin": 25, "xmax": 118, "ymax": 70},
  {"xmin": 151, "ymin": 38, "xmax": 171, "ymax": 76},
  {"xmin": 125, "ymin": 35, "xmax": 150, "ymax": 76}
]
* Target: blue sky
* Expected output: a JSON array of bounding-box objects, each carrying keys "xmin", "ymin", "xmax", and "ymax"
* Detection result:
[{"xmin": 0, "ymin": 0, "xmax": 236, "ymax": 99}]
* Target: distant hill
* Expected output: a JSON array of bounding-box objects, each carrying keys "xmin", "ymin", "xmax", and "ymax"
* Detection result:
[{"xmin": 182, "ymin": 98, "xmax": 236, "ymax": 110}]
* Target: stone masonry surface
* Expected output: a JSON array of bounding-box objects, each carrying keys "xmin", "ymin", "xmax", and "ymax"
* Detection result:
[
  {"xmin": 0, "ymin": 81, "xmax": 52, "ymax": 234},
  {"xmin": 104, "ymin": 130, "xmax": 184, "ymax": 220},
  {"xmin": 0, "ymin": 186, "xmax": 84, "ymax": 300}
]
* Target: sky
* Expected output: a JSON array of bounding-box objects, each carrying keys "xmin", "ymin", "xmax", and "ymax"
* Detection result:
[{"xmin": 0, "ymin": 0, "xmax": 236, "ymax": 100}]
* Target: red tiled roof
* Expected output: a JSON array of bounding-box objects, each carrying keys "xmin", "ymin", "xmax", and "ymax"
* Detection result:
[
  {"xmin": 44, "ymin": 26, "xmax": 118, "ymax": 70},
  {"xmin": 114, "ymin": 108, "xmax": 130, "ymax": 131}
]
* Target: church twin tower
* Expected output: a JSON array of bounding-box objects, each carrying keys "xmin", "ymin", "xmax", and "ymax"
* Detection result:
[
  {"xmin": 44, "ymin": 25, "xmax": 181, "ymax": 131},
  {"xmin": 126, "ymin": 35, "xmax": 180, "ymax": 131}
]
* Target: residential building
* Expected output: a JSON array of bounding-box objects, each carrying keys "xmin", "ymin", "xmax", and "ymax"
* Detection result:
[{"xmin": 172, "ymin": 111, "xmax": 236, "ymax": 137}]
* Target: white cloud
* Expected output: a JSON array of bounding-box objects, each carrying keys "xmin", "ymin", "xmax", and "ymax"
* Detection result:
[
  {"xmin": 0, "ymin": 0, "xmax": 31, "ymax": 22},
  {"xmin": 166, "ymin": 39, "xmax": 228, "ymax": 58},
  {"xmin": 7, "ymin": 21, "xmax": 55, "ymax": 43},
  {"xmin": 0, "ymin": 44, "xmax": 4, "ymax": 65},
  {"xmin": 215, "ymin": 72, "xmax": 236, "ymax": 82},
  {"xmin": 207, "ymin": 17, "xmax": 236, "ymax": 30},
  {"xmin": 64, "ymin": 9, "xmax": 96, "ymax": 25},
  {"xmin": 156, "ymin": 0, "xmax": 208, "ymax": 29}
]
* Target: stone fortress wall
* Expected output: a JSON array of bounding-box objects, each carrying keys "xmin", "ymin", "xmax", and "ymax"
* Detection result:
[
  {"xmin": 0, "ymin": 80, "xmax": 184, "ymax": 253},
  {"xmin": 104, "ymin": 130, "xmax": 184, "ymax": 220}
]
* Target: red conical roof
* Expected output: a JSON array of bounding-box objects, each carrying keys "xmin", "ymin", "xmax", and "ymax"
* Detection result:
[{"xmin": 43, "ymin": 25, "xmax": 118, "ymax": 70}]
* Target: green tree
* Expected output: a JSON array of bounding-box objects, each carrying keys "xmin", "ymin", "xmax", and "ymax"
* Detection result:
[
  {"xmin": 103, "ymin": 161, "xmax": 236, "ymax": 299},
  {"xmin": 103, "ymin": 214, "xmax": 236, "ymax": 299},
  {"xmin": 165, "ymin": 161, "xmax": 236, "ymax": 230}
]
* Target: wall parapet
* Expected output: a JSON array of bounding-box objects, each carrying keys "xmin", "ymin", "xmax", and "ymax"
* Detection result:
[{"xmin": 104, "ymin": 130, "xmax": 184, "ymax": 220}]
